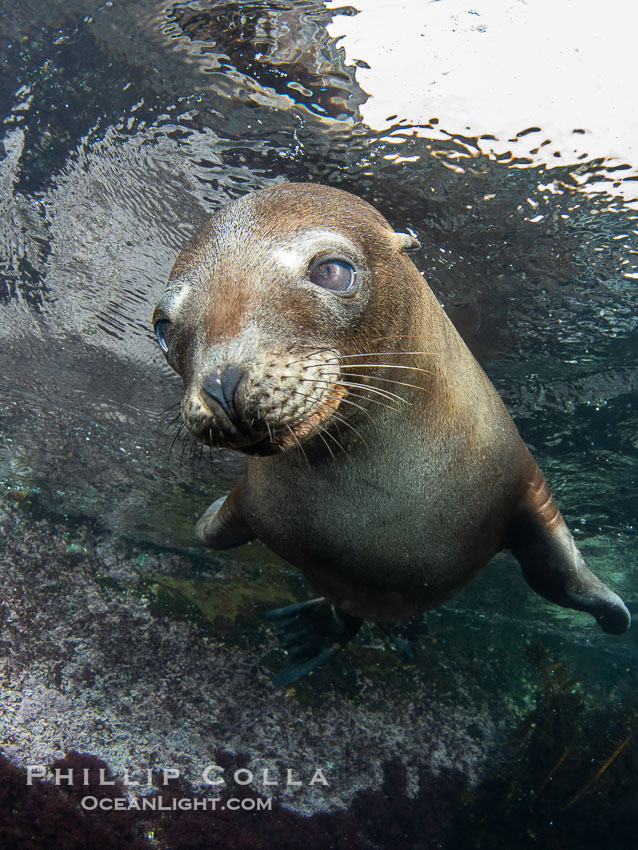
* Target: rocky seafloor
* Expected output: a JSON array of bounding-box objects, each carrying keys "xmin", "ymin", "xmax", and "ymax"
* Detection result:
[
  {"xmin": 0, "ymin": 488, "xmax": 502, "ymax": 845},
  {"xmin": 2, "ymin": 491, "xmax": 638, "ymax": 849}
]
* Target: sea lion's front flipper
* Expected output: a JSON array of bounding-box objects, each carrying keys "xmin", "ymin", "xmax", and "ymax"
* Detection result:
[
  {"xmin": 266, "ymin": 599, "xmax": 363, "ymax": 687},
  {"xmin": 509, "ymin": 469, "xmax": 630, "ymax": 634},
  {"xmin": 195, "ymin": 483, "xmax": 255, "ymax": 549}
]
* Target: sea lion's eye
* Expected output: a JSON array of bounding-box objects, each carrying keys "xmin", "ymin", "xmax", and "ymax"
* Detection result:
[
  {"xmin": 309, "ymin": 259, "xmax": 355, "ymax": 292},
  {"xmin": 154, "ymin": 319, "xmax": 175, "ymax": 353}
]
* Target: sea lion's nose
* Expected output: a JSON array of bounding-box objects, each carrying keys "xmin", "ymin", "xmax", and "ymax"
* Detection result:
[{"xmin": 201, "ymin": 365, "xmax": 245, "ymax": 422}]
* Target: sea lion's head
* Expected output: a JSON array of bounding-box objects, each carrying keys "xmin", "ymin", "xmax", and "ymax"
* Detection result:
[{"xmin": 153, "ymin": 182, "xmax": 421, "ymax": 455}]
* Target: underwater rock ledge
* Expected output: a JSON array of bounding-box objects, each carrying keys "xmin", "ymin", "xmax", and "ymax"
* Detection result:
[{"xmin": 0, "ymin": 495, "xmax": 499, "ymax": 819}]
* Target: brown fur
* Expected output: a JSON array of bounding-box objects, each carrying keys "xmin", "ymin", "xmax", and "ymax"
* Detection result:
[{"xmin": 154, "ymin": 183, "xmax": 630, "ymax": 635}]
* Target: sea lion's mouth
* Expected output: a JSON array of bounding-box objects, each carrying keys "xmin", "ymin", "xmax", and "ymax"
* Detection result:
[
  {"xmin": 183, "ymin": 379, "xmax": 349, "ymax": 457},
  {"xmin": 186, "ymin": 419, "xmax": 275, "ymax": 455}
]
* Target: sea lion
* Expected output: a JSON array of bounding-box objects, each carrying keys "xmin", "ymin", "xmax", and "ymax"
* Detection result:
[{"xmin": 153, "ymin": 182, "xmax": 630, "ymax": 685}]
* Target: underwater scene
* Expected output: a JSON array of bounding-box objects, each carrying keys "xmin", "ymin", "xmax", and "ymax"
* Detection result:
[{"xmin": 1, "ymin": 0, "xmax": 637, "ymax": 847}]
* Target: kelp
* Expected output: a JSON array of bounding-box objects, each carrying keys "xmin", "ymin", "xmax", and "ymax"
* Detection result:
[{"xmin": 452, "ymin": 642, "xmax": 638, "ymax": 849}]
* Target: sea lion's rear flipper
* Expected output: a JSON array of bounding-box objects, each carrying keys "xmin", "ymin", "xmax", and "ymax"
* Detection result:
[
  {"xmin": 195, "ymin": 484, "xmax": 255, "ymax": 549},
  {"xmin": 509, "ymin": 470, "xmax": 630, "ymax": 634},
  {"xmin": 266, "ymin": 599, "xmax": 363, "ymax": 687}
]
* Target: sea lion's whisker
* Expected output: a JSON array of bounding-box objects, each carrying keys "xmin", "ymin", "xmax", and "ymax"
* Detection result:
[
  {"xmin": 317, "ymin": 424, "xmax": 351, "ymax": 460},
  {"xmin": 167, "ymin": 425, "xmax": 183, "ymax": 462},
  {"xmin": 154, "ymin": 406, "xmax": 182, "ymax": 428},
  {"xmin": 342, "ymin": 372, "xmax": 435, "ymax": 397},
  {"xmin": 334, "ymin": 380, "xmax": 408, "ymax": 406},
  {"xmin": 299, "ymin": 416, "xmax": 341, "ymax": 462},
  {"xmin": 343, "ymin": 363, "xmax": 435, "ymax": 377},
  {"xmin": 158, "ymin": 413, "xmax": 182, "ymax": 437},
  {"xmin": 285, "ymin": 423, "xmax": 312, "ymax": 471},
  {"xmin": 157, "ymin": 401, "xmax": 182, "ymax": 416},
  {"xmin": 296, "ymin": 350, "xmax": 439, "ymax": 374},
  {"xmin": 178, "ymin": 427, "xmax": 191, "ymax": 470},
  {"xmin": 296, "ymin": 379, "xmax": 399, "ymax": 414},
  {"xmin": 283, "ymin": 346, "xmax": 339, "ymax": 370},
  {"xmin": 188, "ymin": 439, "xmax": 202, "ymax": 471},
  {"xmin": 289, "ymin": 388, "xmax": 369, "ymax": 449},
  {"xmin": 335, "ymin": 350, "xmax": 439, "ymax": 360},
  {"xmin": 301, "ymin": 375, "xmax": 407, "ymax": 406},
  {"xmin": 318, "ymin": 421, "xmax": 353, "ymax": 460},
  {"xmin": 293, "ymin": 387, "xmax": 378, "ymax": 426},
  {"xmin": 182, "ymin": 438, "xmax": 191, "ymax": 470},
  {"xmin": 316, "ymin": 407, "xmax": 369, "ymax": 451},
  {"xmin": 320, "ymin": 392, "xmax": 380, "ymax": 419},
  {"xmin": 314, "ymin": 427, "xmax": 337, "ymax": 461}
]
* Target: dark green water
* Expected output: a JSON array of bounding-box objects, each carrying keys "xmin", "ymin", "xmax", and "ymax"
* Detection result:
[{"xmin": 0, "ymin": 2, "xmax": 637, "ymax": 848}]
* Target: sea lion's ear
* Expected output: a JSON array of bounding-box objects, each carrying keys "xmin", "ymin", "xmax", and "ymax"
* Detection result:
[{"xmin": 394, "ymin": 232, "xmax": 421, "ymax": 252}]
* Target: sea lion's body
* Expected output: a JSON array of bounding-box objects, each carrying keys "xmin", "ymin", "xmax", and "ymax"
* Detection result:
[
  {"xmin": 153, "ymin": 182, "xmax": 629, "ymax": 682},
  {"xmin": 239, "ymin": 343, "xmax": 527, "ymax": 622}
]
